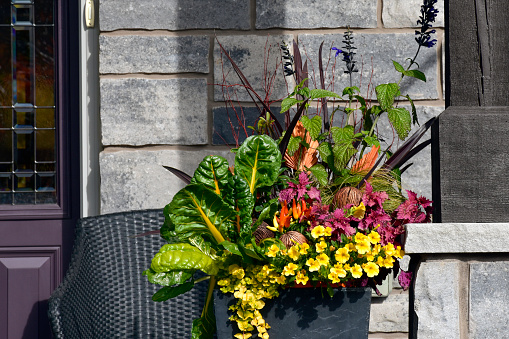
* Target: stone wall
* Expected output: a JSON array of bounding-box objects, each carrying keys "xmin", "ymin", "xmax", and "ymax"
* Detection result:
[{"xmin": 97, "ymin": 0, "xmax": 444, "ymax": 336}]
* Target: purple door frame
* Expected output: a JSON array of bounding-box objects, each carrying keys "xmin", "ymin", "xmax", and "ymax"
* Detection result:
[{"xmin": 0, "ymin": 0, "xmax": 80, "ymax": 338}]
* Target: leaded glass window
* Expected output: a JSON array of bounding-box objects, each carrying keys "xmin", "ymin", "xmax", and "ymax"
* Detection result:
[{"xmin": 0, "ymin": 0, "xmax": 56, "ymax": 205}]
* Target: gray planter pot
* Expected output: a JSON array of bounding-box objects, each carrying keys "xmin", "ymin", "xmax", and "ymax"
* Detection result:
[{"xmin": 214, "ymin": 286, "xmax": 371, "ymax": 339}]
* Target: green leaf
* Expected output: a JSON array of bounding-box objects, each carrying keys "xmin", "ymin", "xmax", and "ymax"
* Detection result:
[
  {"xmin": 403, "ymin": 69, "xmax": 426, "ymax": 82},
  {"xmin": 286, "ymin": 136, "xmax": 302, "ymax": 156},
  {"xmin": 169, "ymin": 184, "xmax": 236, "ymax": 244},
  {"xmin": 161, "ymin": 204, "xmax": 177, "ymax": 242},
  {"xmin": 332, "ymin": 143, "xmax": 357, "ymax": 172},
  {"xmin": 234, "ymin": 135, "xmax": 282, "ymax": 194},
  {"xmin": 308, "ymin": 89, "xmax": 342, "ymax": 100},
  {"xmin": 388, "ymin": 107, "xmax": 412, "ymax": 140},
  {"xmin": 375, "ymin": 83, "xmax": 400, "ymax": 111},
  {"xmin": 354, "ymin": 95, "xmax": 367, "ymax": 112},
  {"xmin": 342, "ymin": 86, "xmax": 360, "ymax": 96},
  {"xmin": 151, "ymin": 243, "xmax": 219, "ymax": 275},
  {"xmin": 392, "ymin": 60, "xmax": 405, "ymax": 73},
  {"xmin": 143, "ymin": 268, "xmax": 194, "ymax": 287},
  {"xmin": 405, "ymin": 94, "xmax": 419, "ymax": 125},
  {"xmin": 317, "ymin": 142, "xmax": 335, "ymax": 171},
  {"xmin": 363, "ymin": 136, "xmax": 380, "ymax": 148},
  {"xmin": 300, "ymin": 115, "xmax": 322, "ymax": 140},
  {"xmin": 224, "ymin": 175, "xmax": 255, "ymax": 236},
  {"xmin": 331, "ymin": 126, "xmax": 355, "ymax": 144},
  {"xmin": 308, "ymin": 164, "xmax": 328, "ymax": 186},
  {"xmin": 191, "ymin": 156, "xmax": 231, "ymax": 196},
  {"xmin": 152, "ymin": 282, "xmax": 194, "ymax": 302},
  {"xmin": 219, "ymin": 240, "xmax": 244, "ymax": 256},
  {"xmin": 281, "ymin": 97, "xmax": 300, "ymax": 113}
]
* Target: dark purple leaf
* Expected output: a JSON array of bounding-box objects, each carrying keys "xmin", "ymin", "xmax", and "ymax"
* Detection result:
[{"xmin": 163, "ymin": 165, "xmax": 192, "ymax": 184}]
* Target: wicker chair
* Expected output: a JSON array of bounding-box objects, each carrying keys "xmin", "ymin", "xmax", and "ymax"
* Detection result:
[{"xmin": 48, "ymin": 209, "xmax": 207, "ymax": 338}]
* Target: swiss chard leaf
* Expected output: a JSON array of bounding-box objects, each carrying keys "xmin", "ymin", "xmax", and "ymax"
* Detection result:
[
  {"xmin": 191, "ymin": 156, "xmax": 231, "ymax": 196},
  {"xmin": 191, "ymin": 278, "xmax": 217, "ymax": 339},
  {"xmin": 224, "ymin": 175, "xmax": 255, "ymax": 235},
  {"xmin": 143, "ymin": 268, "xmax": 194, "ymax": 287},
  {"xmin": 151, "ymin": 243, "xmax": 219, "ymax": 275},
  {"xmin": 168, "ymin": 184, "xmax": 236, "ymax": 244},
  {"xmin": 152, "ymin": 281, "xmax": 194, "ymax": 302},
  {"xmin": 234, "ymin": 135, "xmax": 282, "ymax": 194}
]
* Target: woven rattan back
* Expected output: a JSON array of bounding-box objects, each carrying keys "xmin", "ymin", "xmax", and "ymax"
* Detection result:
[{"xmin": 48, "ymin": 209, "xmax": 206, "ymax": 338}]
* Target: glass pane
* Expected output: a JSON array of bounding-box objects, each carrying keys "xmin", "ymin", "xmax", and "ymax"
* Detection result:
[
  {"xmin": 14, "ymin": 130, "xmax": 34, "ymax": 170},
  {"xmin": 0, "ymin": 108, "xmax": 12, "ymax": 128},
  {"xmin": 15, "ymin": 172, "xmax": 34, "ymax": 191},
  {"xmin": 14, "ymin": 28, "xmax": 34, "ymax": 104},
  {"xmin": 35, "ymin": 26, "xmax": 54, "ymax": 106},
  {"xmin": 0, "ymin": 2, "xmax": 9, "ymax": 25},
  {"xmin": 36, "ymin": 162, "xmax": 54, "ymax": 172},
  {"xmin": 36, "ymin": 0, "xmax": 54, "ymax": 25},
  {"xmin": 36, "ymin": 172, "xmax": 54, "ymax": 191},
  {"xmin": 0, "ymin": 193, "xmax": 13, "ymax": 205},
  {"xmin": 36, "ymin": 108, "xmax": 54, "ymax": 128},
  {"xmin": 0, "ymin": 173, "xmax": 11, "ymax": 191},
  {"xmin": 15, "ymin": 110, "xmax": 34, "ymax": 128},
  {"xmin": 14, "ymin": 5, "xmax": 32, "ymax": 24},
  {"xmin": 36, "ymin": 192, "xmax": 56, "ymax": 204},
  {"xmin": 0, "ymin": 164, "xmax": 12, "ymax": 172},
  {"xmin": 0, "ymin": 130, "xmax": 12, "ymax": 162},
  {"xmin": 35, "ymin": 129, "xmax": 54, "ymax": 161},
  {"xmin": 14, "ymin": 192, "xmax": 35, "ymax": 204},
  {"xmin": 0, "ymin": 27, "xmax": 12, "ymax": 105}
]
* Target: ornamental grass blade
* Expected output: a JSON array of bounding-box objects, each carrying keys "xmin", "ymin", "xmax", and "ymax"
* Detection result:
[
  {"xmin": 382, "ymin": 116, "xmax": 437, "ymax": 171},
  {"xmin": 279, "ymin": 98, "xmax": 309, "ymax": 156},
  {"xmin": 318, "ymin": 41, "xmax": 329, "ymax": 131},
  {"xmin": 217, "ymin": 39, "xmax": 283, "ymax": 134},
  {"xmin": 163, "ymin": 165, "xmax": 192, "ymax": 184},
  {"xmin": 394, "ymin": 139, "xmax": 432, "ymax": 171}
]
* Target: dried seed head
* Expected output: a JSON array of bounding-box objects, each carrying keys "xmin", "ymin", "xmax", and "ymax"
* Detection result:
[
  {"xmin": 280, "ymin": 231, "xmax": 308, "ymax": 249},
  {"xmin": 333, "ymin": 186, "xmax": 363, "ymax": 209},
  {"xmin": 253, "ymin": 222, "xmax": 274, "ymax": 245}
]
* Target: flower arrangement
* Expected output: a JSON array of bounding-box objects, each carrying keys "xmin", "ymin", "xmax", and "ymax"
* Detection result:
[{"xmin": 144, "ymin": 1, "xmax": 438, "ymax": 338}]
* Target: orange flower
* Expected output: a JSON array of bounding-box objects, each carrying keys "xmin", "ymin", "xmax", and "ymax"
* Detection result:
[
  {"xmin": 284, "ymin": 121, "xmax": 319, "ymax": 171},
  {"xmin": 292, "ymin": 199, "xmax": 302, "ymax": 219},
  {"xmin": 278, "ymin": 201, "xmax": 292, "ymax": 232}
]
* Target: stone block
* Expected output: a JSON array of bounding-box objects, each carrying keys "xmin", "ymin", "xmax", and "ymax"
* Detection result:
[
  {"xmin": 213, "ymin": 35, "xmax": 295, "ymax": 102},
  {"xmin": 470, "ymin": 261, "xmax": 509, "ymax": 339},
  {"xmin": 369, "ymin": 293, "xmax": 409, "ymax": 332},
  {"xmin": 99, "ymin": 35, "xmax": 209, "ymax": 74},
  {"xmin": 256, "ymin": 0, "xmax": 377, "ymax": 29},
  {"xmin": 413, "ymin": 261, "xmax": 461, "ymax": 338},
  {"xmin": 298, "ymin": 33, "xmax": 439, "ymax": 100},
  {"xmin": 100, "ymin": 149, "xmax": 235, "ymax": 214},
  {"xmin": 212, "ymin": 106, "xmax": 284, "ymax": 145},
  {"xmin": 100, "ymin": 78, "xmax": 208, "ymax": 146},
  {"xmin": 99, "ymin": 0, "xmax": 250, "ymax": 31},
  {"xmin": 383, "ymin": 0, "xmax": 445, "ymax": 28},
  {"xmin": 406, "ymin": 223, "xmax": 509, "ymax": 254}
]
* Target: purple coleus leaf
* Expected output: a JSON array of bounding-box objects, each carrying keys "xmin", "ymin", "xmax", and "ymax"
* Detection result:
[{"xmin": 398, "ymin": 270, "xmax": 413, "ymax": 290}]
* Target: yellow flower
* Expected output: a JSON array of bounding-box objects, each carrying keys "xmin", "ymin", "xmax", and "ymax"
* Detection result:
[
  {"xmin": 324, "ymin": 227, "xmax": 333, "ymax": 237},
  {"xmin": 371, "ymin": 244, "xmax": 381, "ymax": 256},
  {"xmin": 299, "ymin": 243, "xmax": 310, "ymax": 254},
  {"xmin": 363, "ymin": 262, "xmax": 380, "ymax": 277},
  {"xmin": 306, "ymin": 258, "xmax": 321, "ymax": 272},
  {"xmin": 295, "ymin": 270, "xmax": 309, "ymax": 285},
  {"xmin": 384, "ymin": 243, "xmax": 396, "ymax": 256},
  {"xmin": 344, "ymin": 263, "xmax": 351, "ymax": 270},
  {"xmin": 267, "ymin": 244, "xmax": 279, "ymax": 257},
  {"xmin": 288, "ymin": 245, "xmax": 300, "ymax": 261},
  {"xmin": 328, "ymin": 270, "xmax": 341, "ymax": 284},
  {"xmin": 335, "ymin": 247, "xmax": 350, "ymax": 263},
  {"xmin": 234, "ymin": 332, "xmax": 252, "ymax": 339},
  {"xmin": 366, "ymin": 252, "xmax": 375, "ymax": 261},
  {"xmin": 346, "ymin": 243, "xmax": 356, "ymax": 251},
  {"xmin": 275, "ymin": 275, "xmax": 287, "ymax": 285},
  {"xmin": 350, "ymin": 264, "xmax": 363, "ymax": 278},
  {"xmin": 351, "ymin": 202, "xmax": 366, "ymax": 219},
  {"xmin": 354, "ymin": 232, "xmax": 368, "ymax": 243},
  {"xmin": 229, "ymin": 264, "xmax": 245, "ymax": 280},
  {"xmin": 283, "ymin": 263, "xmax": 299, "ymax": 276},
  {"xmin": 376, "ymin": 256, "xmax": 385, "ymax": 267},
  {"xmin": 394, "ymin": 246, "xmax": 405, "ymax": 259},
  {"xmin": 383, "ymin": 256, "xmax": 395, "ymax": 268},
  {"xmin": 316, "ymin": 253, "xmax": 330, "ymax": 266},
  {"xmin": 315, "ymin": 241, "xmax": 327, "ymax": 253},
  {"xmin": 355, "ymin": 239, "xmax": 371, "ymax": 255},
  {"xmin": 311, "ymin": 225, "xmax": 326, "ymax": 238},
  {"xmin": 333, "ymin": 263, "xmax": 347, "ymax": 278},
  {"xmin": 368, "ymin": 231, "xmax": 381, "ymax": 244}
]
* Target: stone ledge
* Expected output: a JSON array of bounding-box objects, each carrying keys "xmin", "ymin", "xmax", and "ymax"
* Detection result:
[
  {"xmin": 406, "ymin": 223, "xmax": 509, "ymax": 253},
  {"xmin": 369, "ymin": 292, "xmax": 408, "ymax": 333}
]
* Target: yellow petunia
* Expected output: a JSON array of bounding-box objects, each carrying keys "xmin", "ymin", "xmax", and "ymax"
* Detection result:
[
  {"xmin": 275, "ymin": 275, "xmax": 287, "ymax": 285},
  {"xmin": 335, "ymin": 247, "xmax": 350, "ymax": 263},
  {"xmin": 306, "ymin": 258, "xmax": 321, "ymax": 272},
  {"xmin": 368, "ymin": 231, "xmax": 381, "ymax": 244},
  {"xmin": 295, "ymin": 270, "xmax": 309, "ymax": 285},
  {"xmin": 346, "ymin": 243, "xmax": 356, "ymax": 251},
  {"xmin": 351, "ymin": 202, "xmax": 366, "ymax": 219},
  {"xmin": 283, "ymin": 263, "xmax": 299, "ymax": 276},
  {"xmin": 350, "ymin": 264, "xmax": 363, "ymax": 278},
  {"xmin": 266, "ymin": 244, "xmax": 280, "ymax": 257},
  {"xmin": 355, "ymin": 232, "xmax": 368, "ymax": 243},
  {"xmin": 316, "ymin": 241, "xmax": 327, "ymax": 253},
  {"xmin": 333, "ymin": 263, "xmax": 347, "ymax": 278},
  {"xmin": 328, "ymin": 270, "xmax": 341, "ymax": 284},
  {"xmin": 394, "ymin": 246, "xmax": 405, "ymax": 259},
  {"xmin": 316, "ymin": 253, "xmax": 330, "ymax": 266},
  {"xmin": 287, "ymin": 245, "xmax": 300, "ymax": 261},
  {"xmin": 356, "ymin": 239, "xmax": 371, "ymax": 255},
  {"xmin": 311, "ymin": 225, "xmax": 326, "ymax": 239},
  {"xmin": 383, "ymin": 256, "xmax": 395, "ymax": 268},
  {"xmin": 324, "ymin": 227, "xmax": 333, "ymax": 237},
  {"xmin": 363, "ymin": 262, "xmax": 380, "ymax": 278},
  {"xmin": 299, "ymin": 242, "xmax": 310, "ymax": 254},
  {"xmin": 384, "ymin": 243, "xmax": 396, "ymax": 256}
]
